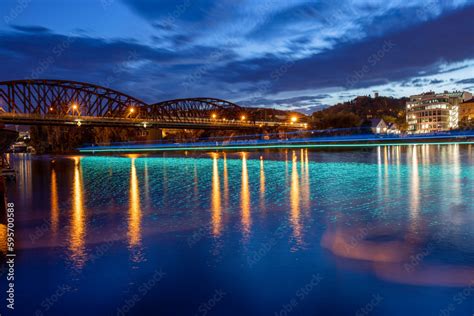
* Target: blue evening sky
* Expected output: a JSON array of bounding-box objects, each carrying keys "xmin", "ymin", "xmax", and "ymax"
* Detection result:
[{"xmin": 0, "ymin": 0, "xmax": 473, "ymax": 112}]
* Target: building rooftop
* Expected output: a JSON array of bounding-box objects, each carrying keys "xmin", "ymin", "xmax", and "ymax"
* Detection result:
[{"xmin": 370, "ymin": 118, "xmax": 385, "ymax": 127}]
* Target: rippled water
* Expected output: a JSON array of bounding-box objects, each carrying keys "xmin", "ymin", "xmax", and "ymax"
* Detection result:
[{"xmin": 1, "ymin": 145, "xmax": 474, "ymax": 315}]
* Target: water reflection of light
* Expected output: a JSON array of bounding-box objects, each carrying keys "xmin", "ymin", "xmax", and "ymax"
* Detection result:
[
  {"xmin": 193, "ymin": 163, "xmax": 199, "ymax": 200},
  {"xmin": 162, "ymin": 158, "xmax": 169, "ymax": 207},
  {"xmin": 259, "ymin": 156, "xmax": 265, "ymax": 212},
  {"xmin": 241, "ymin": 153, "xmax": 251, "ymax": 237},
  {"xmin": 290, "ymin": 151, "xmax": 302, "ymax": 243},
  {"xmin": 421, "ymin": 144, "xmax": 430, "ymax": 166},
  {"xmin": 410, "ymin": 146, "xmax": 420, "ymax": 220},
  {"xmin": 394, "ymin": 146, "xmax": 401, "ymax": 188},
  {"xmin": 50, "ymin": 168, "xmax": 59, "ymax": 236},
  {"xmin": 376, "ymin": 147, "xmax": 383, "ymax": 202},
  {"xmin": 322, "ymin": 222, "xmax": 474, "ymax": 287},
  {"xmin": 144, "ymin": 160, "xmax": 150, "ymax": 210},
  {"xmin": 321, "ymin": 226, "xmax": 411, "ymax": 263},
  {"xmin": 211, "ymin": 154, "xmax": 222, "ymax": 236},
  {"xmin": 383, "ymin": 146, "xmax": 389, "ymax": 197},
  {"xmin": 0, "ymin": 224, "xmax": 7, "ymax": 254},
  {"xmin": 450, "ymin": 144, "xmax": 461, "ymax": 204},
  {"xmin": 300, "ymin": 149, "xmax": 305, "ymax": 176},
  {"xmin": 69, "ymin": 157, "xmax": 86, "ymax": 268},
  {"xmin": 128, "ymin": 158, "xmax": 142, "ymax": 248},
  {"xmin": 17, "ymin": 154, "xmax": 32, "ymax": 206},
  {"xmin": 301, "ymin": 149, "xmax": 311, "ymax": 211},
  {"xmin": 223, "ymin": 154, "xmax": 229, "ymax": 210}
]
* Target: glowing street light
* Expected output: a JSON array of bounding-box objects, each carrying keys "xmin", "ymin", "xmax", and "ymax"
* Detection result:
[
  {"xmin": 241, "ymin": 115, "xmax": 246, "ymax": 121},
  {"xmin": 76, "ymin": 120, "xmax": 82, "ymax": 127},
  {"xmin": 291, "ymin": 116, "xmax": 298, "ymax": 123},
  {"xmin": 211, "ymin": 113, "xmax": 217, "ymax": 119},
  {"xmin": 129, "ymin": 107, "xmax": 135, "ymax": 114},
  {"xmin": 49, "ymin": 107, "xmax": 54, "ymax": 112},
  {"xmin": 71, "ymin": 103, "xmax": 79, "ymax": 115}
]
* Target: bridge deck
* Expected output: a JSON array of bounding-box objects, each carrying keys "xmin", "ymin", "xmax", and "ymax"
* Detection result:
[{"xmin": 0, "ymin": 113, "xmax": 306, "ymax": 130}]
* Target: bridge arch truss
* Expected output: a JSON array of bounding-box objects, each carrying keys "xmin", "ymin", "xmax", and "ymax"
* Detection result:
[
  {"xmin": 148, "ymin": 98, "xmax": 246, "ymax": 122},
  {"xmin": 0, "ymin": 79, "xmax": 147, "ymax": 118},
  {"xmin": 0, "ymin": 79, "xmax": 304, "ymax": 129}
]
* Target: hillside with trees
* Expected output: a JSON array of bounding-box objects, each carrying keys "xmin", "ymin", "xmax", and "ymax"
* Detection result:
[{"xmin": 311, "ymin": 95, "xmax": 408, "ymax": 130}]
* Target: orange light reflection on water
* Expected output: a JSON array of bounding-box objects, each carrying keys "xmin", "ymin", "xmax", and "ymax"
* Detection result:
[
  {"xmin": 241, "ymin": 153, "xmax": 251, "ymax": 238},
  {"xmin": 290, "ymin": 151, "xmax": 302, "ymax": 244},
  {"xmin": 50, "ymin": 167, "xmax": 59, "ymax": 236},
  {"xmin": 128, "ymin": 158, "xmax": 142, "ymax": 248},
  {"xmin": 69, "ymin": 157, "xmax": 86, "ymax": 268},
  {"xmin": 0, "ymin": 224, "xmax": 7, "ymax": 254},
  {"xmin": 211, "ymin": 153, "xmax": 222, "ymax": 236},
  {"xmin": 259, "ymin": 156, "xmax": 265, "ymax": 212}
]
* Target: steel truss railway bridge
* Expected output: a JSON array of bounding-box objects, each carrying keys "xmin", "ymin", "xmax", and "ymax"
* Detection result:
[{"xmin": 0, "ymin": 80, "xmax": 306, "ymax": 130}]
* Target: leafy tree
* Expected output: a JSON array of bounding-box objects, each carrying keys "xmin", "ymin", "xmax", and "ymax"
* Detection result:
[{"xmin": 311, "ymin": 95, "xmax": 407, "ymax": 130}]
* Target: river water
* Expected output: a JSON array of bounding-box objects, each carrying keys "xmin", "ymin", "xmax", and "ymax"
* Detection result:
[{"xmin": 1, "ymin": 145, "xmax": 474, "ymax": 315}]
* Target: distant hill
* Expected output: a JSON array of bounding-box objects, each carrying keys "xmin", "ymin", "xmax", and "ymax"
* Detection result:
[{"xmin": 311, "ymin": 95, "xmax": 408, "ymax": 130}]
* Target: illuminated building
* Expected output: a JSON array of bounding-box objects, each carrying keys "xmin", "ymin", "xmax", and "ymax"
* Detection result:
[
  {"xmin": 369, "ymin": 118, "xmax": 388, "ymax": 134},
  {"xmin": 406, "ymin": 91, "xmax": 472, "ymax": 133},
  {"xmin": 460, "ymin": 98, "xmax": 474, "ymax": 121}
]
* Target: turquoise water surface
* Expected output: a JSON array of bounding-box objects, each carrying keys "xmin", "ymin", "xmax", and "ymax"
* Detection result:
[{"xmin": 1, "ymin": 144, "xmax": 474, "ymax": 315}]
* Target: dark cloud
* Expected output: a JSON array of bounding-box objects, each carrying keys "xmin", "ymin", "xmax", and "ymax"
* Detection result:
[
  {"xmin": 238, "ymin": 95, "xmax": 331, "ymax": 113},
  {"xmin": 0, "ymin": 30, "xmax": 234, "ymax": 102},
  {"xmin": 246, "ymin": 3, "xmax": 325, "ymax": 40},
  {"xmin": 457, "ymin": 78, "xmax": 474, "ymax": 84},
  {"xmin": 401, "ymin": 78, "xmax": 441, "ymax": 88},
  {"xmin": 210, "ymin": 5, "xmax": 474, "ymax": 94},
  {"xmin": 0, "ymin": 2, "xmax": 472, "ymax": 110},
  {"xmin": 240, "ymin": 94, "xmax": 330, "ymax": 106},
  {"xmin": 10, "ymin": 25, "xmax": 51, "ymax": 33},
  {"xmin": 299, "ymin": 104, "xmax": 329, "ymax": 114},
  {"xmin": 0, "ymin": 32, "xmax": 178, "ymax": 69},
  {"xmin": 437, "ymin": 64, "xmax": 470, "ymax": 74},
  {"xmin": 121, "ymin": 0, "xmax": 216, "ymax": 23},
  {"xmin": 151, "ymin": 21, "xmax": 174, "ymax": 31}
]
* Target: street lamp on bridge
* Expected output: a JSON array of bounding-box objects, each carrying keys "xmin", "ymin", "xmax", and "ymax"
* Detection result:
[{"xmin": 70, "ymin": 103, "xmax": 80, "ymax": 115}]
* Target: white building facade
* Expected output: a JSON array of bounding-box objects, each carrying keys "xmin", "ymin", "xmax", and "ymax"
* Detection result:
[{"xmin": 406, "ymin": 91, "xmax": 472, "ymax": 133}]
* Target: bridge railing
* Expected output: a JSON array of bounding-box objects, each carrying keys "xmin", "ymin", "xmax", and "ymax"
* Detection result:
[{"xmin": 0, "ymin": 112, "xmax": 307, "ymax": 128}]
